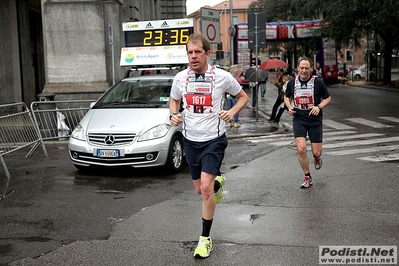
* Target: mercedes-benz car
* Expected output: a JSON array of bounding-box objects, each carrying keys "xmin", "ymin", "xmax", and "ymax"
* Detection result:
[{"xmin": 68, "ymin": 73, "xmax": 184, "ymax": 172}]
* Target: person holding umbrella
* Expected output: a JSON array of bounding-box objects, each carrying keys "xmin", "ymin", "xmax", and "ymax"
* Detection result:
[
  {"xmin": 244, "ymin": 66, "xmax": 268, "ymax": 109},
  {"xmin": 284, "ymin": 57, "xmax": 332, "ymax": 189},
  {"xmin": 258, "ymin": 58, "xmax": 289, "ymax": 102}
]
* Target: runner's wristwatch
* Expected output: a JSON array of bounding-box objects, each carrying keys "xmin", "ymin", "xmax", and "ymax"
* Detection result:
[{"xmin": 169, "ymin": 113, "xmax": 177, "ymax": 120}]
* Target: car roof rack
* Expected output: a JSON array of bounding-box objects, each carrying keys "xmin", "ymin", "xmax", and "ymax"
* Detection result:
[{"xmin": 124, "ymin": 65, "xmax": 187, "ymax": 78}]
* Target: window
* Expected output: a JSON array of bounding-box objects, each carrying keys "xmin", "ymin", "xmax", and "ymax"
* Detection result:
[
  {"xmin": 345, "ymin": 49, "xmax": 352, "ymax": 62},
  {"xmin": 233, "ymin": 16, "xmax": 239, "ymax": 24}
]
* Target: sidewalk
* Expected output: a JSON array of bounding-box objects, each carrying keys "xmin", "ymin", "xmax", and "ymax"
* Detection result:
[{"xmin": 225, "ymin": 82, "xmax": 290, "ymax": 139}]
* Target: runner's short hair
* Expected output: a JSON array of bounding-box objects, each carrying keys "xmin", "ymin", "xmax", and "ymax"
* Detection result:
[
  {"xmin": 297, "ymin": 57, "xmax": 313, "ymax": 67},
  {"xmin": 187, "ymin": 33, "xmax": 210, "ymax": 52}
]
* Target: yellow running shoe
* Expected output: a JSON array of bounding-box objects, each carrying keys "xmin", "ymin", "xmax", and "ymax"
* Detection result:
[
  {"xmin": 214, "ymin": 174, "xmax": 225, "ymax": 204},
  {"xmin": 194, "ymin": 236, "xmax": 213, "ymax": 258}
]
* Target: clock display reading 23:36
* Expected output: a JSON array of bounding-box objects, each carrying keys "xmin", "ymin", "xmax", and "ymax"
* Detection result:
[{"xmin": 123, "ymin": 19, "xmax": 194, "ymax": 47}]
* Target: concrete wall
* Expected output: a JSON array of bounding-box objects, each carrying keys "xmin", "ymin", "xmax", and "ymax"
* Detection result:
[
  {"xmin": 42, "ymin": 0, "xmax": 109, "ymax": 97},
  {"xmin": 1, "ymin": 0, "xmax": 187, "ymax": 103},
  {"xmin": 0, "ymin": 0, "xmax": 22, "ymax": 104}
]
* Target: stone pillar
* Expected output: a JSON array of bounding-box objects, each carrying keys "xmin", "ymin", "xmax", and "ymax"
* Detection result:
[{"xmin": 42, "ymin": 0, "xmax": 109, "ymax": 99}]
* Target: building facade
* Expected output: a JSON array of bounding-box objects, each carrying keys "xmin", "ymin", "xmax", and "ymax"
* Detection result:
[
  {"xmin": 0, "ymin": 0, "xmax": 186, "ymax": 105},
  {"xmin": 187, "ymin": 0, "xmax": 254, "ymax": 66}
]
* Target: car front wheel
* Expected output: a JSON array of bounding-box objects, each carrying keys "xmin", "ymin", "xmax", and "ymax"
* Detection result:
[{"xmin": 165, "ymin": 135, "xmax": 184, "ymax": 172}]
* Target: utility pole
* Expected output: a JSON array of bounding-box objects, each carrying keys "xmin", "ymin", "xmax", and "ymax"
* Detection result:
[
  {"xmin": 230, "ymin": 0, "xmax": 234, "ymax": 66},
  {"xmin": 248, "ymin": 12, "xmax": 266, "ymax": 121}
]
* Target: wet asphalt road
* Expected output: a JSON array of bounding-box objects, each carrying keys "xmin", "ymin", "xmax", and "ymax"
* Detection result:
[
  {"xmin": 1, "ymin": 80, "xmax": 399, "ymax": 265},
  {"xmin": 0, "ymin": 143, "xmax": 193, "ymax": 265}
]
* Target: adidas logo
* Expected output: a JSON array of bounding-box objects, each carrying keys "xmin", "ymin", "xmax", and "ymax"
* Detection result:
[
  {"xmin": 161, "ymin": 21, "xmax": 169, "ymax": 28},
  {"xmin": 196, "ymin": 75, "xmax": 205, "ymax": 81},
  {"xmin": 145, "ymin": 22, "xmax": 153, "ymax": 29}
]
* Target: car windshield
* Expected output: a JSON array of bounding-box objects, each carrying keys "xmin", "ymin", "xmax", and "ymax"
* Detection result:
[{"xmin": 94, "ymin": 77, "xmax": 173, "ymax": 108}]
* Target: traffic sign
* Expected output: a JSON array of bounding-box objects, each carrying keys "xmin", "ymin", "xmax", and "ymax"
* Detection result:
[
  {"xmin": 200, "ymin": 7, "xmax": 220, "ymax": 43},
  {"xmin": 248, "ymin": 12, "xmax": 266, "ymax": 49}
]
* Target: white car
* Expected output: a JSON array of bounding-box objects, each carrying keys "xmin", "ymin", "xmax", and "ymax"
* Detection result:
[
  {"xmin": 347, "ymin": 64, "xmax": 366, "ymax": 80},
  {"xmin": 68, "ymin": 73, "xmax": 184, "ymax": 172}
]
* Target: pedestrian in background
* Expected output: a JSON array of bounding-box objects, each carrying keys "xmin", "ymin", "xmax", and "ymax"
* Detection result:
[
  {"xmin": 284, "ymin": 57, "xmax": 331, "ymax": 188},
  {"xmin": 249, "ymin": 82, "xmax": 257, "ymax": 109},
  {"xmin": 269, "ymin": 74, "xmax": 291, "ymax": 123},
  {"xmin": 169, "ymin": 33, "xmax": 249, "ymax": 259},
  {"xmin": 259, "ymin": 74, "xmax": 268, "ymax": 99},
  {"xmin": 245, "ymin": 66, "xmax": 266, "ymax": 109},
  {"xmin": 312, "ymin": 62, "xmax": 325, "ymax": 80},
  {"xmin": 226, "ymin": 93, "xmax": 241, "ymax": 128},
  {"xmin": 292, "ymin": 67, "xmax": 299, "ymax": 78}
]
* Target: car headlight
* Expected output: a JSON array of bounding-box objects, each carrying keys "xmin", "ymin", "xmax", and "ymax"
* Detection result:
[
  {"xmin": 138, "ymin": 124, "xmax": 171, "ymax": 142},
  {"xmin": 71, "ymin": 124, "xmax": 86, "ymax": 141}
]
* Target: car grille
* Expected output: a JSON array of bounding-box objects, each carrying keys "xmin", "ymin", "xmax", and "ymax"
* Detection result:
[
  {"xmin": 69, "ymin": 150, "xmax": 159, "ymax": 165},
  {"xmin": 88, "ymin": 133, "xmax": 136, "ymax": 146}
]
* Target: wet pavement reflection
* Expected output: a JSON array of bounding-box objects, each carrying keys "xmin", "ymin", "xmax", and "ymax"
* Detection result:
[{"xmin": 0, "ymin": 143, "xmax": 192, "ymax": 265}]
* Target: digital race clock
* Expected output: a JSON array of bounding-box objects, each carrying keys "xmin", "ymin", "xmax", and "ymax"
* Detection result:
[
  {"xmin": 124, "ymin": 28, "xmax": 192, "ymax": 47},
  {"xmin": 120, "ymin": 19, "xmax": 194, "ymax": 66}
]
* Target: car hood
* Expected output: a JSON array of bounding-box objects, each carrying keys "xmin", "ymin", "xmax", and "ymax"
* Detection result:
[{"xmin": 80, "ymin": 108, "xmax": 169, "ymax": 134}]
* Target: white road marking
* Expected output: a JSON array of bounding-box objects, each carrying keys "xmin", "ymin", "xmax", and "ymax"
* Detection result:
[
  {"xmin": 379, "ymin": 116, "xmax": 399, "ymax": 123},
  {"xmin": 346, "ymin": 118, "xmax": 394, "ymax": 128},
  {"xmin": 324, "ymin": 119, "xmax": 356, "ymax": 130},
  {"xmin": 244, "ymin": 118, "xmax": 399, "ymax": 164},
  {"xmin": 358, "ymin": 153, "xmax": 399, "ymax": 162},
  {"xmin": 323, "ymin": 130, "xmax": 357, "ymax": 136},
  {"xmin": 323, "ymin": 136, "xmax": 399, "ymax": 149},
  {"xmin": 324, "ymin": 133, "xmax": 385, "ymax": 142},
  {"xmin": 324, "ymin": 145, "xmax": 399, "ymax": 156}
]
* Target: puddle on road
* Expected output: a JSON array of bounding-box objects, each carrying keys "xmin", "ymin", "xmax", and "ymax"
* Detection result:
[
  {"xmin": 0, "ymin": 244, "xmax": 12, "ymax": 255},
  {"xmin": 249, "ymin": 213, "xmax": 265, "ymax": 224}
]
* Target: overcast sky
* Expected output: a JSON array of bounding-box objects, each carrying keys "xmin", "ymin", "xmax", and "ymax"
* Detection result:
[{"xmin": 186, "ymin": 0, "xmax": 225, "ymax": 15}]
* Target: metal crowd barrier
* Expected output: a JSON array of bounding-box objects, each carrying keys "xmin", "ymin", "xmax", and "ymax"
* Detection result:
[
  {"xmin": 30, "ymin": 99, "xmax": 95, "ymax": 142},
  {"xmin": 0, "ymin": 100, "xmax": 95, "ymax": 179},
  {"xmin": 0, "ymin": 102, "xmax": 46, "ymax": 179}
]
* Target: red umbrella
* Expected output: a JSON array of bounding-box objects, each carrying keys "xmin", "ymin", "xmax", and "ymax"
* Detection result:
[{"xmin": 259, "ymin": 59, "xmax": 288, "ymax": 70}]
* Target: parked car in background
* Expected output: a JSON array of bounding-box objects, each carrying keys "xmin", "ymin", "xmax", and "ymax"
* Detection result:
[
  {"xmin": 338, "ymin": 64, "xmax": 351, "ymax": 77},
  {"xmin": 236, "ymin": 71, "xmax": 249, "ymax": 88},
  {"xmin": 68, "ymin": 72, "xmax": 184, "ymax": 173},
  {"xmin": 347, "ymin": 64, "xmax": 366, "ymax": 80}
]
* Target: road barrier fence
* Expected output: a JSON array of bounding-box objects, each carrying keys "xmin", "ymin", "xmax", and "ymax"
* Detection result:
[{"xmin": 0, "ymin": 100, "xmax": 94, "ymax": 179}]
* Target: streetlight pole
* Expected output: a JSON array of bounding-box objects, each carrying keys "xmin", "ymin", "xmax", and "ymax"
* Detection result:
[{"xmin": 230, "ymin": 0, "xmax": 234, "ymax": 66}]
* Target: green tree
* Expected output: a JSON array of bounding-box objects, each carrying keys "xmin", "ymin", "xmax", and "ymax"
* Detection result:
[
  {"xmin": 322, "ymin": 0, "xmax": 399, "ymax": 85},
  {"xmin": 250, "ymin": 0, "xmax": 399, "ymax": 85}
]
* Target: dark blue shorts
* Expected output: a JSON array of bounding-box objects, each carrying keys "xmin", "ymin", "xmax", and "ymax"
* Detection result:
[
  {"xmin": 293, "ymin": 122, "xmax": 323, "ymax": 143},
  {"xmin": 183, "ymin": 134, "xmax": 228, "ymax": 180}
]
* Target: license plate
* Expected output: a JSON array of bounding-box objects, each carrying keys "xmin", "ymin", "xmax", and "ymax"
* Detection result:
[{"xmin": 97, "ymin": 150, "xmax": 119, "ymax": 158}]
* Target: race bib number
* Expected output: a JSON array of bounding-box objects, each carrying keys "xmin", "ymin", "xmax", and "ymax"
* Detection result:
[
  {"xmin": 186, "ymin": 94, "xmax": 212, "ymax": 106},
  {"xmin": 294, "ymin": 96, "xmax": 314, "ymax": 109}
]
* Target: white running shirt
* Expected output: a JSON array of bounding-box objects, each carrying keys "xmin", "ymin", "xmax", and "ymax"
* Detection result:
[{"xmin": 171, "ymin": 65, "xmax": 242, "ymax": 142}]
